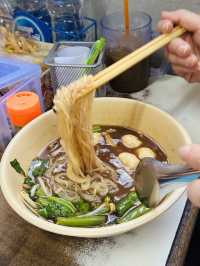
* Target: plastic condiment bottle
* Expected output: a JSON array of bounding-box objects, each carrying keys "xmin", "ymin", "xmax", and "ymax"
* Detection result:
[{"xmin": 6, "ymin": 91, "xmax": 42, "ymax": 131}]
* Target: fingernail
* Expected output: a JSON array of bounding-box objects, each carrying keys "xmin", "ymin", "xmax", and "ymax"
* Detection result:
[
  {"xmin": 179, "ymin": 45, "xmax": 188, "ymax": 55},
  {"xmin": 179, "ymin": 145, "xmax": 192, "ymax": 158},
  {"xmin": 164, "ymin": 22, "xmax": 171, "ymax": 32}
]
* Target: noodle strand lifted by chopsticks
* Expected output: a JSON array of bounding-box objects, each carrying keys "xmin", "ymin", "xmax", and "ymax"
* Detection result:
[{"xmin": 54, "ymin": 76, "xmax": 110, "ymax": 185}]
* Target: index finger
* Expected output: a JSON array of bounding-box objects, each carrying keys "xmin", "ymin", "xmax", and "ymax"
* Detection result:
[{"xmin": 161, "ymin": 10, "xmax": 200, "ymax": 33}]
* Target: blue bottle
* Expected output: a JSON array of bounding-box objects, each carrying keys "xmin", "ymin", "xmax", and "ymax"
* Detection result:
[
  {"xmin": 46, "ymin": 0, "xmax": 84, "ymax": 41},
  {"xmin": 16, "ymin": 0, "xmax": 51, "ymax": 26},
  {"xmin": 14, "ymin": 0, "xmax": 52, "ymax": 42}
]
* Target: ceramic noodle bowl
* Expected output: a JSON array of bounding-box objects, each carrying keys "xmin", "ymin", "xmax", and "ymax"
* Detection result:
[{"xmin": 0, "ymin": 98, "xmax": 191, "ymax": 238}]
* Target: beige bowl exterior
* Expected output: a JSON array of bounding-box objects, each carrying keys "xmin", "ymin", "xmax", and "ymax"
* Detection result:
[{"xmin": 0, "ymin": 98, "xmax": 191, "ymax": 238}]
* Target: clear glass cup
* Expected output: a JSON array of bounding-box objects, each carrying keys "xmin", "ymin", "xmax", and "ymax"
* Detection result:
[{"xmin": 100, "ymin": 11, "xmax": 152, "ymax": 93}]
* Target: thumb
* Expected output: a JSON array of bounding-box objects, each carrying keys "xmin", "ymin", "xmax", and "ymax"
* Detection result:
[
  {"xmin": 179, "ymin": 144, "xmax": 200, "ymax": 170},
  {"xmin": 161, "ymin": 10, "xmax": 200, "ymax": 33}
]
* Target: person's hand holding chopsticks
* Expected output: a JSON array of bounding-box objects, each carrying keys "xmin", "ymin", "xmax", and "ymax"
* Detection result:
[
  {"xmin": 158, "ymin": 9, "xmax": 200, "ymax": 207},
  {"xmin": 157, "ymin": 9, "xmax": 200, "ymax": 83}
]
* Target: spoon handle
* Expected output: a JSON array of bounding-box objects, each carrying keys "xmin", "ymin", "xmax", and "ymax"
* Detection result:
[
  {"xmin": 151, "ymin": 160, "xmax": 200, "ymax": 183},
  {"xmin": 160, "ymin": 173, "xmax": 200, "ymax": 184},
  {"xmin": 154, "ymin": 160, "xmax": 200, "ymax": 178}
]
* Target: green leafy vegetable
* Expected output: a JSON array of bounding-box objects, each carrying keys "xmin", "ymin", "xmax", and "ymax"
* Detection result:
[
  {"xmin": 28, "ymin": 158, "xmax": 49, "ymax": 178},
  {"xmin": 35, "ymin": 187, "xmax": 46, "ymax": 198},
  {"xmin": 74, "ymin": 199, "xmax": 91, "ymax": 214},
  {"xmin": 38, "ymin": 208, "xmax": 49, "ymax": 218},
  {"xmin": 48, "ymin": 197, "xmax": 76, "ymax": 212},
  {"xmin": 37, "ymin": 197, "xmax": 49, "ymax": 207},
  {"xmin": 24, "ymin": 177, "xmax": 35, "ymax": 187},
  {"xmin": 37, "ymin": 196, "xmax": 77, "ymax": 219},
  {"xmin": 10, "ymin": 159, "xmax": 26, "ymax": 177}
]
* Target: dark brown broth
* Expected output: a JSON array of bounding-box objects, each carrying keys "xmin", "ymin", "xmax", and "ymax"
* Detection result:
[
  {"xmin": 96, "ymin": 126, "xmax": 167, "ymax": 200},
  {"xmin": 39, "ymin": 126, "xmax": 167, "ymax": 201}
]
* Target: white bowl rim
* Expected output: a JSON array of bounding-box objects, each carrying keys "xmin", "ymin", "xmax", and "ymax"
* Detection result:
[{"xmin": 0, "ymin": 97, "xmax": 191, "ymax": 238}]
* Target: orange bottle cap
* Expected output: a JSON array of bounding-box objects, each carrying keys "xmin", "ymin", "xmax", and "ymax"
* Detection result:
[{"xmin": 6, "ymin": 91, "xmax": 42, "ymax": 127}]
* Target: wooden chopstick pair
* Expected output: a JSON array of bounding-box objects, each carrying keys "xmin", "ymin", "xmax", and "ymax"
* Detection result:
[{"xmin": 78, "ymin": 25, "xmax": 186, "ymax": 99}]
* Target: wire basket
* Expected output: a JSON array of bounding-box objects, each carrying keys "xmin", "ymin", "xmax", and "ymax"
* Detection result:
[{"xmin": 44, "ymin": 41, "xmax": 106, "ymax": 97}]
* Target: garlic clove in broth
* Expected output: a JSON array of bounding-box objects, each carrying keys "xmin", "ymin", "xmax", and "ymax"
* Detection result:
[
  {"xmin": 137, "ymin": 147, "xmax": 156, "ymax": 159},
  {"xmin": 122, "ymin": 134, "xmax": 142, "ymax": 149},
  {"xmin": 118, "ymin": 152, "xmax": 140, "ymax": 170}
]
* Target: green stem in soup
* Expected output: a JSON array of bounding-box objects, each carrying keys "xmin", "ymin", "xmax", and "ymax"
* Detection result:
[
  {"xmin": 10, "ymin": 159, "xmax": 26, "ymax": 177},
  {"xmin": 92, "ymin": 125, "xmax": 101, "ymax": 133},
  {"xmin": 79, "ymin": 202, "xmax": 111, "ymax": 217},
  {"xmin": 117, "ymin": 204, "xmax": 151, "ymax": 224},
  {"xmin": 56, "ymin": 215, "xmax": 106, "ymax": 227},
  {"xmin": 116, "ymin": 192, "xmax": 139, "ymax": 216}
]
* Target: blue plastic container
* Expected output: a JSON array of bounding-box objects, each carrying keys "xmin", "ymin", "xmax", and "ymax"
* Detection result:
[{"xmin": 0, "ymin": 57, "xmax": 43, "ymax": 155}]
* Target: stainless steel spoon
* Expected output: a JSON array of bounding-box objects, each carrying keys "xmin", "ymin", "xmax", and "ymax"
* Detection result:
[{"xmin": 134, "ymin": 158, "xmax": 200, "ymax": 208}]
